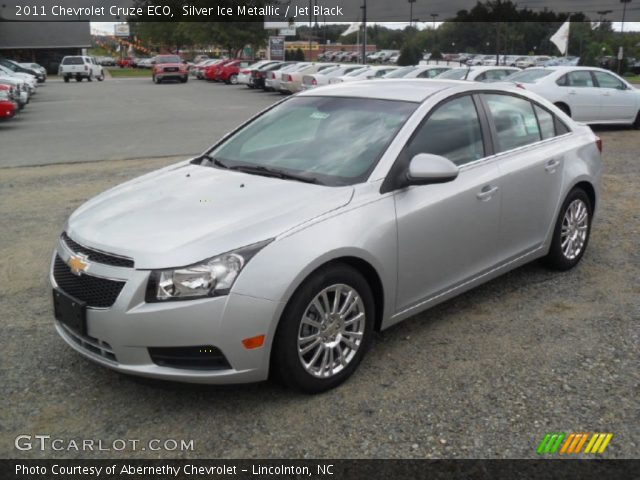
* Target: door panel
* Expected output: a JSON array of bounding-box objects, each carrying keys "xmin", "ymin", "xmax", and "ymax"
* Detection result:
[
  {"xmin": 394, "ymin": 164, "xmax": 502, "ymax": 311},
  {"xmin": 593, "ymin": 71, "xmax": 637, "ymax": 122},
  {"xmin": 557, "ymin": 71, "xmax": 601, "ymax": 122},
  {"xmin": 482, "ymin": 93, "xmax": 565, "ymax": 259}
]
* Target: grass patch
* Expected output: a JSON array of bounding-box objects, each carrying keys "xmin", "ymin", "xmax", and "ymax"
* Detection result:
[
  {"xmin": 623, "ymin": 74, "xmax": 640, "ymax": 84},
  {"xmin": 107, "ymin": 68, "xmax": 152, "ymax": 78}
]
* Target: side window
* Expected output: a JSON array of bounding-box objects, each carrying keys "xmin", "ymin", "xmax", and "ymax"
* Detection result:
[
  {"xmin": 406, "ymin": 95, "xmax": 485, "ymax": 166},
  {"xmin": 593, "ymin": 71, "xmax": 624, "ymax": 89},
  {"xmin": 534, "ymin": 105, "xmax": 556, "ymax": 140},
  {"xmin": 475, "ymin": 72, "xmax": 487, "ymax": 82},
  {"xmin": 484, "ymin": 94, "xmax": 542, "ymax": 152},
  {"xmin": 567, "ymin": 71, "xmax": 595, "ymax": 87},
  {"xmin": 556, "ymin": 74, "xmax": 568, "ymax": 87}
]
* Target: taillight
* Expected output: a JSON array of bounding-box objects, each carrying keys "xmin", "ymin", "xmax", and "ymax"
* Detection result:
[
  {"xmin": 84, "ymin": 65, "xmax": 88, "ymax": 71},
  {"xmin": 286, "ymin": 74, "xmax": 292, "ymax": 82},
  {"xmin": 312, "ymin": 78, "xmax": 317, "ymax": 86},
  {"xmin": 595, "ymin": 136, "xmax": 603, "ymax": 153},
  {"xmin": 256, "ymin": 72, "xmax": 262, "ymax": 79}
]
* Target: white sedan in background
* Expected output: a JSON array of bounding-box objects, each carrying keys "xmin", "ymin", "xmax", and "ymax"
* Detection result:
[
  {"xmin": 280, "ymin": 63, "xmax": 337, "ymax": 94},
  {"xmin": 383, "ymin": 65, "xmax": 452, "ymax": 79},
  {"xmin": 436, "ymin": 66, "xmax": 520, "ymax": 83},
  {"xmin": 503, "ymin": 67, "xmax": 640, "ymax": 127},
  {"xmin": 301, "ymin": 65, "xmax": 364, "ymax": 90},
  {"xmin": 329, "ymin": 65, "xmax": 399, "ymax": 84}
]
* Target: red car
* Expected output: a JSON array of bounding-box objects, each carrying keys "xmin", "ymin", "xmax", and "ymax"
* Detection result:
[
  {"xmin": 152, "ymin": 55, "xmax": 188, "ymax": 84},
  {"xmin": 216, "ymin": 60, "xmax": 251, "ymax": 84},
  {"xmin": 116, "ymin": 57, "xmax": 133, "ymax": 68},
  {"xmin": 0, "ymin": 84, "xmax": 17, "ymax": 120},
  {"xmin": 204, "ymin": 59, "xmax": 234, "ymax": 81}
]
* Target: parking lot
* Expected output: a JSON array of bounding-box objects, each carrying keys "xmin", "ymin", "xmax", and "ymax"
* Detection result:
[{"xmin": 1, "ymin": 77, "xmax": 638, "ymax": 459}]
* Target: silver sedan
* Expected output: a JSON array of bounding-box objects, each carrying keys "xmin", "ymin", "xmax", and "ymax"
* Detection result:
[{"xmin": 51, "ymin": 80, "xmax": 602, "ymax": 393}]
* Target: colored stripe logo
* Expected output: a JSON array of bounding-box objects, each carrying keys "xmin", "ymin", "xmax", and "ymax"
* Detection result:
[{"xmin": 537, "ymin": 433, "xmax": 612, "ymax": 455}]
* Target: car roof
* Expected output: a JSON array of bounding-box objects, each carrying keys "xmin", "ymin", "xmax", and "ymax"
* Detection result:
[{"xmin": 298, "ymin": 79, "xmax": 465, "ymax": 102}]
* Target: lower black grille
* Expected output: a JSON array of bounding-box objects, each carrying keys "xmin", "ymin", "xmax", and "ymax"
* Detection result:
[
  {"xmin": 53, "ymin": 256, "xmax": 125, "ymax": 308},
  {"xmin": 148, "ymin": 346, "xmax": 231, "ymax": 370}
]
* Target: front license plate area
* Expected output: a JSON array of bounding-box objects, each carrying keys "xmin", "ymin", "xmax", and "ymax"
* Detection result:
[{"xmin": 53, "ymin": 288, "xmax": 86, "ymax": 336}]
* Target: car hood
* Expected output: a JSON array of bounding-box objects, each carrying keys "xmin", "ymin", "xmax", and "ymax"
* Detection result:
[{"xmin": 66, "ymin": 163, "xmax": 354, "ymax": 269}]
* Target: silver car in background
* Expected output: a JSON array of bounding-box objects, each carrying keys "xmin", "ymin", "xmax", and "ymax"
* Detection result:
[{"xmin": 51, "ymin": 80, "xmax": 602, "ymax": 393}]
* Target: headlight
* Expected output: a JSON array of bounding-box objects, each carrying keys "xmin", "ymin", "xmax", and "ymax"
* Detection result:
[{"xmin": 145, "ymin": 239, "xmax": 272, "ymax": 302}]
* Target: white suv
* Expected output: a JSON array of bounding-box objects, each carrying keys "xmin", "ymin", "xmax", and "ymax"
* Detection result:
[{"xmin": 59, "ymin": 56, "xmax": 104, "ymax": 83}]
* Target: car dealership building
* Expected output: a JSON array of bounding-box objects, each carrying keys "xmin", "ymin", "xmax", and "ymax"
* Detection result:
[{"xmin": 0, "ymin": 22, "xmax": 91, "ymax": 73}]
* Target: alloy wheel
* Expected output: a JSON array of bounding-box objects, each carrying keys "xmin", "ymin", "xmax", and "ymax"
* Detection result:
[
  {"xmin": 561, "ymin": 199, "xmax": 589, "ymax": 260},
  {"xmin": 297, "ymin": 284, "xmax": 366, "ymax": 379}
]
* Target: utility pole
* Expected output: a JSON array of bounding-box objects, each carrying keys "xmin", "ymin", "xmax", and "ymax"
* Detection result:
[
  {"xmin": 361, "ymin": 0, "xmax": 367, "ymax": 65},
  {"xmin": 618, "ymin": 0, "xmax": 631, "ymax": 74},
  {"xmin": 408, "ymin": 0, "xmax": 416, "ymax": 27}
]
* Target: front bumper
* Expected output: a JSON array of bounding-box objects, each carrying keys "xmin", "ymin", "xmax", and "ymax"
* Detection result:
[
  {"xmin": 155, "ymin": 72, "xmax": 187, "ymax": 81},
  {"xmin": 50, "ymin": 241, "xmax": 281, "ymax": 384}
]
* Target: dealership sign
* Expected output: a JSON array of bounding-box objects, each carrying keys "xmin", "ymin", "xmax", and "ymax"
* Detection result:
[
  {"xmin": 114, "ymin": 24, "xmax": 130, "ymax": 37},
  {"xmin": 269, "ymin": 36, "xmax": 285, "ymax": 61}
]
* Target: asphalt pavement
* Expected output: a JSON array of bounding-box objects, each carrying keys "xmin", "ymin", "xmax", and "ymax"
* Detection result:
[{"xmin": 0, "ymin": 76, "xmax": 279, "ymax": 167}]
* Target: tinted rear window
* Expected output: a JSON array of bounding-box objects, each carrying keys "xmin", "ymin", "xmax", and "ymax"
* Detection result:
[
  {"xmin": 156, "ymin": 56, "xmax": 181, "ymax": 64},
  {"xmin": 62, "ymin": 57, "xmax": 84, "ymax": 65}
]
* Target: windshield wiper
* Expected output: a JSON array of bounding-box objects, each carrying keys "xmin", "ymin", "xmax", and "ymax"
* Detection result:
[
  {"xmin": 200, "ymin": 154, "xmax": 229, "ymax": 169},
  {"xmin": 229, "ymin": 164, "xmax": 322, "ymax": 185}
]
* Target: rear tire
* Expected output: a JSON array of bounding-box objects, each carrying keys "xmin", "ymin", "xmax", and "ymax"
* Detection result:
[
  {"xmin": 271, "ymin": 263, "xmax": 375, "ymax": 394},
  {"xmin": 181, "ymin": 76, "xmax": 188, "ymax": 83},
  {"xmin": 64, "ymin": 76, "xmax": 70, "ymax": 83},
  {"xmin": 229, "ymin": 74, "xmax": 238, "ymax": 85},
  {"xmin": 544, "ymin": 188, "xmax": 593, "ymax": 271},
  {"xmin": 75, "ymin": 76, "xmax": 82, "ymax": 82}
]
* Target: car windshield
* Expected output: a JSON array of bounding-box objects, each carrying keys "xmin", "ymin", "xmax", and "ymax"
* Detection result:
[
  {"xmin": 62, "ymin": 57, "xmax": 84, "ymax": 65},
  {"xmin": 438, "ymin": 68, "xmax": 470, "ymax": 80},
  {"xmin": 156, "ymin": 56, "xmax": 181, "ymax": 64},
  {"xmin": 505, "ymin": 69, "xmax": 553, "ymax": 83},
  {"xmin": 204, "ymin": 96, "xmax": 417, "ymax": 186},
  {"xmin": 384, "ymin": 66, "xmax": 418, "ymax": 78}
]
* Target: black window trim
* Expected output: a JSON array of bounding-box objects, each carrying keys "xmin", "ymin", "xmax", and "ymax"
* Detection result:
[
  {"xmin": 380, "ymin": 92, "xmax": 492, "ymax": 194},
  {"xmin": 380, "ymin": 90, "xmax": 573, "ymax": 194}
]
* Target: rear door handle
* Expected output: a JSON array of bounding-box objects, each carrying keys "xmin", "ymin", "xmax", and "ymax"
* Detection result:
[
  {"xmin": 476, "ymin": 185, "xmax": 499, "ymax": 201},
  {"xmin": 545, "ymin": 159, "xmax": 561, "ymax": 173}
]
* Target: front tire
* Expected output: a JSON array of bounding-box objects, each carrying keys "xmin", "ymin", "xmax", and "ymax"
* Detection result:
[
  {"xmin": 633, "ymin": 111, "xmax": 640, "ymax": 130},
  {"xmin": 272, "ymin": 264, "xmax": 375, "ymax": 393},
  {"xmin": 229, "ymin": 74, "xmax": 238, "ymax": 85},
  {"xmin": 544, "ymin": 188, "xmax": 593, "ymax": 271},
  {"xmin": 181, "ymin": 76, "xmax": 188, "ymax": 83}
]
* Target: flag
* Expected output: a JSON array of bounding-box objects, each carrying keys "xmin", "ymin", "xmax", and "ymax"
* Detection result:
[
  {"xmin": 550, "ymin": 21, "xmax": 570, "ymax": 55},
  {"xmin": 341, "ymin": 22, "xmax": 361, "ymax": 37}
]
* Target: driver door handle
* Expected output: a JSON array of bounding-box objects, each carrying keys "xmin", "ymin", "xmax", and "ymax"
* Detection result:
[
  {"xmin": 545, "ymin": 159, "xmax": 561, "ymax": 173},
  {"xmin": 476, "ymin": 185, "xmax": 499, "ymax": 201}
]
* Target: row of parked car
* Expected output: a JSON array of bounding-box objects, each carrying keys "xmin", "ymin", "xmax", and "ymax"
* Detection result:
[
  {"xmin": 186, "ymin": 57, "xmax": 640, "ymax": 127},
  {"xmin": 0, "ymin": 58, "xmax": 45, "ymax": 122}
]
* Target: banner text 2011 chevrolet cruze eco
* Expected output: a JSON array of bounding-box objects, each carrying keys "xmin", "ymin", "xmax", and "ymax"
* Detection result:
[{"xmin": 51, "ymin": 80, "xmax": 602, "ymax": 393}]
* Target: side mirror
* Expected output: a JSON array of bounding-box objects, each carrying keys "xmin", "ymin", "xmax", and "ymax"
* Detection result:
[{"xmin": 406, "ymin": 154, "xmax": 459, "ymax": 186}]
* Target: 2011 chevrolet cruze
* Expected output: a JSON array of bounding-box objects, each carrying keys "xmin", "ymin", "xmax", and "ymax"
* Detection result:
[{"xmin": 51, "ymin": 80, "xmax": 602, "ymax": 393}]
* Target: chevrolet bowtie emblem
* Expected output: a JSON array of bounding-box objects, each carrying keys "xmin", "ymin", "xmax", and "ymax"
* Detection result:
[{"xmin": 67, "ymin": 254, "xmax": 89, "ymax": 276}]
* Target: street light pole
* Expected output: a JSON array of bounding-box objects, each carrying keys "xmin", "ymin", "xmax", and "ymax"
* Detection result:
[
  {"xmin": 361, "ymin": 0, "xmax": 367, "ymax": 65},
  {"xmin": 618, "ymin": 0, "xmax": 631, "ymax": 74},
  {"xmin": 408, "ymin": 0, "xmax": 416, "ymax": 27}
]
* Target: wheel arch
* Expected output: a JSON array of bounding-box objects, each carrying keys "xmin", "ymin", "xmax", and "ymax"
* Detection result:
[{"xmin": 572, "ymin": 180, "xmax": 597, "ymax": 211}]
